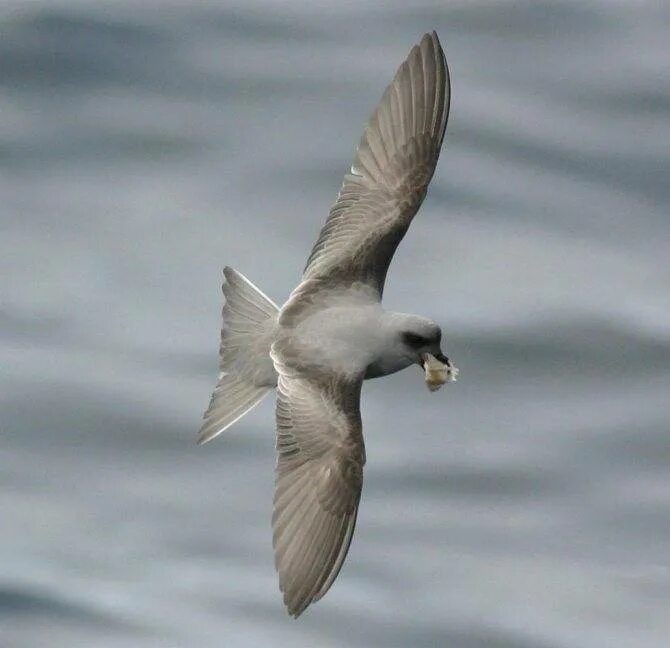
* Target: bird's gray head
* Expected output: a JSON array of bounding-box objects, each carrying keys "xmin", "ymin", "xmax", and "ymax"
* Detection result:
[
  {"xmin": 399, "ymin": 316, "xmax": 446, "ymax": 363},
  {"xmin": 398, "ymin": 315, "xmax": 458, "ymax": 390}
]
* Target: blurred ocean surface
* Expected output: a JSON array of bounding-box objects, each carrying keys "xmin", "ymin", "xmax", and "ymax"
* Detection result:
[{"xmin": 1, "ymin": 1, "xmax": 669, "ymax": 646}]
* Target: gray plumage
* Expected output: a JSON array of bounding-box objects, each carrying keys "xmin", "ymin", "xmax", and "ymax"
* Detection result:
[
  {"xmin": 199, "ymin": 31, "xmax": 456, "ymax": 617},
  {"xmin": 198, "ymin": 267, "xmax": 278, "ymax": 445}
]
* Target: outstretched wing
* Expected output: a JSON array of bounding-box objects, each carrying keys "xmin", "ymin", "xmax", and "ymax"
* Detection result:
[
  {"xmin": 271, "ymin": 344, "xmax": 365, "ymax": 617},
  {"xmin": 302, "ymin": 31, "xmax": 450, "ymax": 298}
]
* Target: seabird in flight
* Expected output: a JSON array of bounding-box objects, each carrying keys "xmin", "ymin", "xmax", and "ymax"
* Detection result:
[{"xmin": 199, "ymin": 31, "xmax": 458, "ymax": 617}]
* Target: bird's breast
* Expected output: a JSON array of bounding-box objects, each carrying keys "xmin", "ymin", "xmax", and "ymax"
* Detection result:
[{"xmin": 283, "ymin": 304, "xmax": 384, "ymax": 376}]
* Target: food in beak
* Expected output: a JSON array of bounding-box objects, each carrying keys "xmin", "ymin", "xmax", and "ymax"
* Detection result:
[{"xmin": 422, "ymin": 353, "xmax": 459, "ymax": 392}]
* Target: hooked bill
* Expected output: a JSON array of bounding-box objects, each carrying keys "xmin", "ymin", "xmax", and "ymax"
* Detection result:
[{"xmin": 423, "ymin": 353, "xmax": 459, "ymax": 392}]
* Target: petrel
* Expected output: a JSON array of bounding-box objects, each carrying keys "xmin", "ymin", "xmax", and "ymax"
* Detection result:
[{"xmin": 199, "ymin": 31, "xmax": 458, "ymax": 617}]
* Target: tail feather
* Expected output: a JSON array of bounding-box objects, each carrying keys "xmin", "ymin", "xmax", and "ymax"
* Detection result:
[
  {"xmin": 198, "ymin": 267, "xmax": 279, "ymax": 445},
  {"xmin": 198, "ymin": 374, "xmax": 270, "ymax": 445}
]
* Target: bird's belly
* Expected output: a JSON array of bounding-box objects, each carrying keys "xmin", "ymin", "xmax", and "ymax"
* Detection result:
[{"xmin": 288, "ymin": 304, "xmax": 383, "ymax": 375}]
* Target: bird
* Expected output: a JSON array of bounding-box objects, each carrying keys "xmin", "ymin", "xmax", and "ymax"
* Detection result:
[{"xmin": 198, "ymin": 31, "xmax": 458, "ymax": 617}]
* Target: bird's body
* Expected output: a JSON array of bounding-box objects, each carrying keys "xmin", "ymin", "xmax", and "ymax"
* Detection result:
[
  {"xmin": 199, "ymin": 31, "xmax": 458, "ymax": 617},
  {"xmin": 278, "ymin": 285, "xmax": 437, "ymax": 380}
]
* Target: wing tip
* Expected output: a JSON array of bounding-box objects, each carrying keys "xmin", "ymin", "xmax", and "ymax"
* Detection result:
[
  {"xmin": 196, "ymin": 431, "xmax": 215, "ymax": 446},
  {"xmin": 285, "ymin": 596, "xmax": 310, "ymax": 619},
  {"xmin": 196, "ymin": 421, "xmax": 222, "ymax": 446}
]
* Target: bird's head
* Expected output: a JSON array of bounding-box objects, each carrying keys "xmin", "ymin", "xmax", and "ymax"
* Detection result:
[{"xmin": 399, "ymin": 317, "xmax": 459, "ymax": 391}]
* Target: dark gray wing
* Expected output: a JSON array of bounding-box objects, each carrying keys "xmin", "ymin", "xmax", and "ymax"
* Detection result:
[
  {"xmin": 302, "ymin": 31, "xmax": 450, "ymax": 298},
  {"xmin": 271, "ymin": 341, "xmax": 365, "ymax": 617}
]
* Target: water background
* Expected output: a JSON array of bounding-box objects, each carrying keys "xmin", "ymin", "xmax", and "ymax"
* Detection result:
[{"xmin": 2, "ymin": 1, "xmax": 669, "ymax": 646}]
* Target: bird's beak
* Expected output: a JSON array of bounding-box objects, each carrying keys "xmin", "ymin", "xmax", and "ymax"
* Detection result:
[
  {"xmin": 434, "ymin": 351, "xmax": 450, "ymax": 366},
  {"xmin": 421, "ymin": 352, "xmax": 459, "ymax": 391}
]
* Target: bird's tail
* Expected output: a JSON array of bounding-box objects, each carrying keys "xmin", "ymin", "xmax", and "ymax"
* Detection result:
[{"xmin": 198, "ymin": 267, "xmax": 279, "ymax": 445}]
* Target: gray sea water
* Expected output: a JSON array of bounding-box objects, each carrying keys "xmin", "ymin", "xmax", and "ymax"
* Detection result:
[{"xmin": 2, "ymin": 1, "xmax": 669, "ymax": 646}]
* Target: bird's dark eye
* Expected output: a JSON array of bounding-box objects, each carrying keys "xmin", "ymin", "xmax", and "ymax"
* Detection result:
[{"xmin": 402, "ymin": 332, "xmax": 428, "ymax": 348}]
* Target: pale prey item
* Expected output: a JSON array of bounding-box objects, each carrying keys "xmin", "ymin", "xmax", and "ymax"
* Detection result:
[
  {"xmin": 198, "ymin": 32, "xmax": 457, "ymax": 618},
  {"xmin": 423, "ymin": 352, "xmax": 459, "ymax": 391}
]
